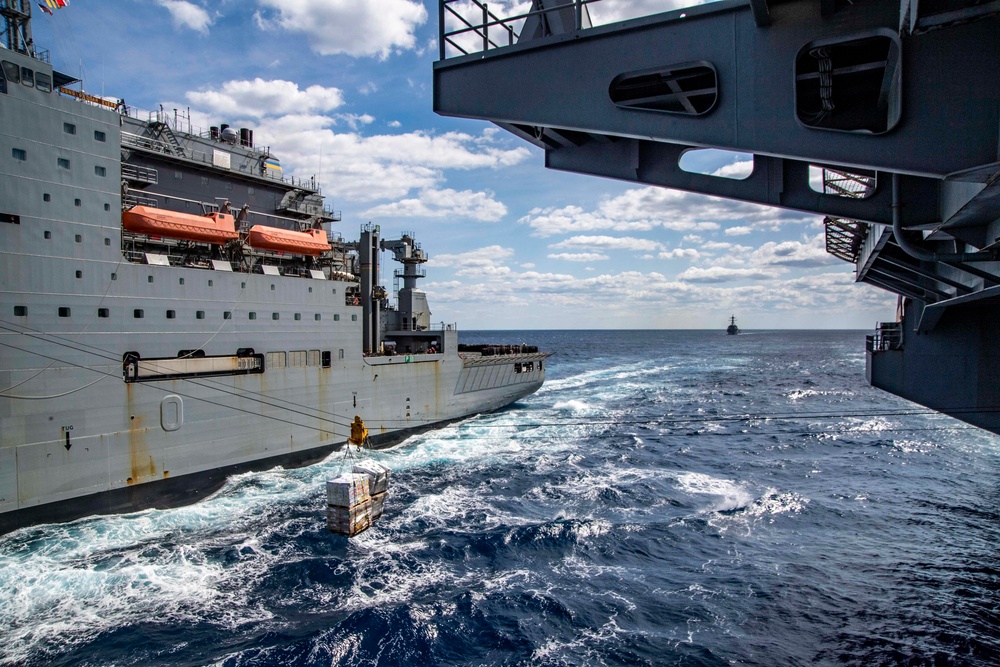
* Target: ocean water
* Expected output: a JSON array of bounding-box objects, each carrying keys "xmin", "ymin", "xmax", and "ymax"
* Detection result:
[{"xmin": 2, "ymin": 330, "xmax": 999, "ymax": 667}]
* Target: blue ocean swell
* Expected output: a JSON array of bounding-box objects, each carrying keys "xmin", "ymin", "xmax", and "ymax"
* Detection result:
[{"xmin": 0, "ymin": 331, "xmax": 998, "ymax": 666}]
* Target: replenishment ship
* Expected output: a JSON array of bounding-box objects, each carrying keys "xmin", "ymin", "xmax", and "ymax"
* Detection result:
[{"xmin": 0, "ymin": 2, "xmax": 548, "ymax": 533}]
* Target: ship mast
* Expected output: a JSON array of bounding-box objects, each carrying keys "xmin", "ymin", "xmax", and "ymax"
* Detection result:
[{"xmin": 1, "ymin": 0, "xmax": 32, "ymax": 54}]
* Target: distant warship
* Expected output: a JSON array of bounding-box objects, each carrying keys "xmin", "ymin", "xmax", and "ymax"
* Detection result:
[{"xmin": 727, "ymin": 316, "xmax": 740, "ymax": 335}]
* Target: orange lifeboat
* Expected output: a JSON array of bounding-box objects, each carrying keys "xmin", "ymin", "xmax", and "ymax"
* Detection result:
[
  {"xmin": 123, "ymin": 206, "xmax": 239, "ymax": 244},
  {"xmin": 247, "ymin": 225, "xmax": 331, "ymax": 256}
]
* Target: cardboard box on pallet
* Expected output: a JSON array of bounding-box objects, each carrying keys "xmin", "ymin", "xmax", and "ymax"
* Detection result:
[
  {"xmin": 327, "ymin": 498, "xmax": 373, "ymax": 536},
  {"xmin": 326, "ymin": 473, "xmax": 371, "ymax": 508},
  {"xmin": 370, "ymin": 491, "xmax": 386, "ymax": 520},
  {"xmin": 352, "ymin": 462, "xmax": 390, "ymax": 495}
]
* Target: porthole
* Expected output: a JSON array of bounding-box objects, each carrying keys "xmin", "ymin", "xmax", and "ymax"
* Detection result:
[
  {"xmin": 14, "ymin": 306, "xmax": 26, "ymax": 317},
  {"xmin": 196, "ymin": 311, "xmax": 205, "ymax": 319},
  {"xmin": 63, "ymin": 122, "xmax": 76, "ymax": 135},
  {"xmin": 43, "ymin": 193, "xmax": 50, "ymax": 202},
  {"xmin": 134, "ymin": 309, "xmax": 144, "ymax": 318},
  {"xmin": 98, "ymin": 308, "xmax": 109, "ymax": 318},
  {"xmin": 166, "ymin": 310, "xmax": 176, "ymax": 319},
  {"xmin": 58, "ymin": 307, "xmax": 71, "ymax": 317}
]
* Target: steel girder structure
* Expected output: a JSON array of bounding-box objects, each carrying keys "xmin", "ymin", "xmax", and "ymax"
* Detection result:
[{"xmin": 433, "ymin": 0, "xmax": 1000, "ymax": 432}]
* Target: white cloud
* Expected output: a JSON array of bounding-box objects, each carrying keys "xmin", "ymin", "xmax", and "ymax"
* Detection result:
[
  {"xmin": 711, "ymin": 160, "xmax": 753, "ymax": 179},
  {"xmin": 725, "ymin": 226, "xmax": 752, "ymax": 236},
  {"xmin": 427, "ymin": 246, "xmax": 516, "ymax": 276},
  {"xmin": 361, "ymin": 188, "xmax": 507, "ymax": 222},
  {"xmin": 520, "ymin": 186, "xmax": 810, "ymax": 237},
  {"xmin": 255, "ymin": 0, "xmax": 428, "ymax": 59},
  {"xmin": 187, "ymin": 79, "xmax": 344, "ymax": 118},
  {"xmin": 548, "ymin": 252, "xmax": 610, "ymax": 262},
  {"xmin": 156, "ymin": 0, "xmax": 213, "ymax": 34},
  {"xmin": 750, "ymin": 234, "xmax": 840, "ymax": 268},
  {"xmin": 677, "ymin": 266, "xmax": 781, "ymax": 283},
  {"xmin": 388, "ymin": 120, "xmax": 402, "ymax": 128},
  {"xmin": 659, "ymin": 248, "xmax": 699, "ymax": 260},
  {"xmin": 240, "ymin": 117, "xmax": 530, "ymax": 202},
  {"xmin": 335, "ymin": 113, "xmax": 375, "ymax": 130},
  {"xmin": 549, "ymin": 235, "xmax": 665, "ymax": 252}
]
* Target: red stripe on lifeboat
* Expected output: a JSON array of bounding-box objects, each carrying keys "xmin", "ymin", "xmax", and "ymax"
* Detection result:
[
  {"xmin": 247, "ymin": 225, "xmax": 331, "ymax": 256},
  {"xmin": 122, "ymin": 206, "xmax": 239, "ymax": 244}
]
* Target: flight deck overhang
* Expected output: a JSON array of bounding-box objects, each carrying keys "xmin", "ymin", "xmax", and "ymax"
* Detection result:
[{"xmin": 433, "ymin": 0, "xmax": 1000, "ymax": 433}]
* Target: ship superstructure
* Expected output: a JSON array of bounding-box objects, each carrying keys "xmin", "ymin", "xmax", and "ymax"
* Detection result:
[
  {"xmin": 0, "ymin": 1, "xmax": 548, "ymax": 533},
  {"xmin": 432, "ymin": 0, "xmax": 1000, "ymax": 433}
]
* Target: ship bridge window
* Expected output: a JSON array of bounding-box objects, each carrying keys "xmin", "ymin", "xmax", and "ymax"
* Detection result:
[
  {"xmin": 98, "ymin": 308, "xmax": 109, "ymax": 318},
  {"xmin": 20, "ymin": 67, "xmax": 32, "ymax": 88},
  {"xmin": 11, "ymin": 148, "xmax": 26, "ymax": 161},
  {"xmin": 2, "ymin": 61, "xmax": 19, "ymax": 84},
  {"xmin": 166, "ymin": 310, "xmax": 176, "ymax": 319},
  {"xmin": 94, "ymin": 130, "xmax": 106, "ymax": 142},
  {"xmin": 35, "ymin": 72, "xmax": 51, "ymax": 93},
  {"xmin": 95, "ymin": 166, "xmax": 106, "ymax": 177},
  {"xmin": 14, "ymin": 306, "xmax": 26, "ymax": 317},
  {"xmin": 58, "ymin": 307, "xmax": 71, "ymax": 317},
  {"xmin": 57, "ymin": 158, "xmax": 70, "ymax": 170},
  {"xmin": 63, "ymin": 122, "xmax": 76, "ymax": 135},
  {"xmin": 133, "ymin": 309, "xmax": 144, "ymax": 318}
]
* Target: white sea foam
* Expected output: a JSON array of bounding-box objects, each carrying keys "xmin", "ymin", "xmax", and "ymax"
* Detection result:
[{"xmin": 675, "ymin": 471, "xmax": 755, "ymax": 513}]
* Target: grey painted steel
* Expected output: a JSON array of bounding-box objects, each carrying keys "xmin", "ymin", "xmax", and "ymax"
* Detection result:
[
  {"xmin": 432, "ymin": 0, "xmax": 1000, "ymax": 433},
  {"xmin": 0, "ymin": 12, "xmax": 548, "ymax": 531}
]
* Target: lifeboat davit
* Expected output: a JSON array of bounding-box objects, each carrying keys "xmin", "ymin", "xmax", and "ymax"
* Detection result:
[
  {"xmin": 247, "ymin": 225, "xmax": 331, "ymax": 256},
  {"xmin": 123, "ymin": 206, "xmax": 239, "ymax": 244}
]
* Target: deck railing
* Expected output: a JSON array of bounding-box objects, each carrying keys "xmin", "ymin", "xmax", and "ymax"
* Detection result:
[
  {"xmin": 867, "ymin": 321, "xmax": 903, "ymax": 352},
  {"xmin": 439, "ymin": 0, "xmax": 601, "ymax": 59}
]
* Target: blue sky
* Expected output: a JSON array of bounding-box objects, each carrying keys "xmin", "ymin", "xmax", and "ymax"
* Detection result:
[{"xmin": 32, "ymin": 0, "xmax": 895, "ymax": 330}]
